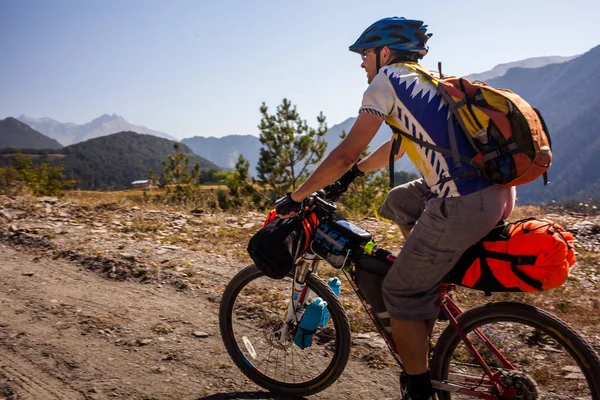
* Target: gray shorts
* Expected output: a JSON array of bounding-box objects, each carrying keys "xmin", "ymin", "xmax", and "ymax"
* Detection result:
[{"xmin": 379, "ymin": 179, "xmax": 514, "ymax": 321}]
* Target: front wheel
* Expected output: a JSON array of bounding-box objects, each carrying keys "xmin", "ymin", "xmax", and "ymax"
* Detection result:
[
  {"xmin": 219, "ymin": 265, "xmax": 351, "ymax": 397},
  {"xmin": 431, "ymin": 302, "xmax": 600, "ymax": 399}
]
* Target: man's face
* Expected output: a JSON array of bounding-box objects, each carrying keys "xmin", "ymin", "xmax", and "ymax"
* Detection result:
[{"xmin": 360, "ymin": 49, "xmax": 377, "ymax": 84}]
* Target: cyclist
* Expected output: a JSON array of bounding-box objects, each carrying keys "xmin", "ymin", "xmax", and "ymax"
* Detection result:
[{"xmin": 275, "ymin": 17, "xmax": 515, "ymax": 400}]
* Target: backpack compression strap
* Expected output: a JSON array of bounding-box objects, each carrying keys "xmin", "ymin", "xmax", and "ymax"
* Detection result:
[
  {"xmin": 386, "ymin": 63, "xmax": 485, "ymax": 188},
  {"xmin": 388, "ymin": 129, "xmax": 402, "ymax": 188},
  {"xmin": 389, "ymin": 125, "xmax": 483, "ymax": 186}
]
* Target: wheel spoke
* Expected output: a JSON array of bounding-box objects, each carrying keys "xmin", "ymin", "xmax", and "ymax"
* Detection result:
[
  {"xmin": 221, "ymin": 267, "xmax": 351, "ymax": 392},
  {"xmin": 433, "ymin": 303, "xmax": 599, "ymax": 400}
]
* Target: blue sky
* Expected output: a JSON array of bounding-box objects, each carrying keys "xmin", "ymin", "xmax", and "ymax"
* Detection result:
[{"xmin": 1, "ymin": 0, "xmax": 598, "ymax": 139}]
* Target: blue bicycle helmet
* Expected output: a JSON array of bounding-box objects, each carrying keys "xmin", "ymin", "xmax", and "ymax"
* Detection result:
[{"xmin": 349, "ymin": 17, "xmax": 432, "ymax": 59}]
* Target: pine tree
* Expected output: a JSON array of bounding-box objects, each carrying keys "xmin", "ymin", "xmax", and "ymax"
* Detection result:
[
  {"xmin": 14, "ymin": 156, "xmax": 76, "ymax": 196},
  {"xmin": 334, "ymin": 131, "xmax": 416, "ymax": 218},
  {"xmin": 226, "ymin": 154, "xmax": 252, "ymax": 199},
  {"xmin": 256, "ymin": 99, "xmax": 327, "ymax": 195},
  {"xmin": 160, "ymin": 143, "xmax": 200, "ymax": 204}
]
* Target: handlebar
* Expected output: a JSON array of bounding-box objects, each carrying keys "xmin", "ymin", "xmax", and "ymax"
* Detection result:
[{"xmin": 302, "ymin": 190, "xmax": 337, "ymax": 218}]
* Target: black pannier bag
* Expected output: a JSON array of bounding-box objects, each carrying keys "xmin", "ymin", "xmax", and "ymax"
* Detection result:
[
  {"xmin": 247, "ymin": 210, "xmax": 319, "ymax": 279},
  {"xmin": 311, "ymin": 217, "xmax": 373, "ymax": 269},
  {"xmin": 352, "ymin": 253, "xmax": 391, "ymax": 315}
]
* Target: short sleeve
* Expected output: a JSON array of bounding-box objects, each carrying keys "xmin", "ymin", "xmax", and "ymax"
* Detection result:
[{"xmin": 358, "ymin": 72, "xmax": 395, "ymax": 119}]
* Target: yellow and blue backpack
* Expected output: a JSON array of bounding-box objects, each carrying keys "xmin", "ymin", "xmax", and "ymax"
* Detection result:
[{"xmin": 392, "ymin": 63, "xmax": 553, "ymax": 187}]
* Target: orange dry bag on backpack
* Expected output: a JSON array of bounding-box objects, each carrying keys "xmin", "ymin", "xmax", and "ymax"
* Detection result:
[{"xmin": 448, "ymin": 218, "xmax": 576, "ymax": 292}]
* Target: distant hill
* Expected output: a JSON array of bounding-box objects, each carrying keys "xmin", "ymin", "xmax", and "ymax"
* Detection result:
[
  {"xmin": 464, "ymin": 55, "xmax": 578, "ymax": 82},
  {"xmin": 485, "ymin": 46, "xmax": 600, "ymax": 133},
  {"xmin": 482, "ymin": 45, "xmax": 600, "ymax": 203},
  {"xmin": 182, "ymin": 134, "xmax": 262, "ymax": 172},
  {"xmin": 18, "ymin": 114, "xmax": 177, "ymax": 145},
  {"xmin": 0, "ymin": 117, "xmax": 63, "ymax": 150},
  {"xmin": 181, "ymin": 118, "xmax": 417, "ymax": 177},
  {"xmin": 0, "ymin": 131, "xmax": 220, "ymax": 190},
  {"xmin": 515, "ymin": 100, "xmax": 600, "ymax": 203}
]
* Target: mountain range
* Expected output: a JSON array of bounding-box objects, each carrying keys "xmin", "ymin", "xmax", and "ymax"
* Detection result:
[
  {"xmin": 464, "ymin": 55, "xmax": 578, "ymax": 82},
  {"xmin": 5, "ymin": 46, "xmax": 600, "ymax": 202},
  {"xmin": 181, "ymin": 119, "xmax": 417, "ymax": 176},
  {"xmin": 182, "ymin": 53, "xmax": 582, "ymax": 178},
  {"xmin": 0, "ymin": 117, "xmax": 63, "ymax": 150},
  {"xmin": 0, "ymin": 132, "xmax": 218, "ymax": 190},
  {"xmin": 183, "ymin": 46, "xmax": 600, "ymax": 204},
  {"xmin": 483, "ymin": 45, "xmax": 600, "ymax": 203},
  {"xmin": 17, "ymin": 114, "xmax": 177, "ymax": 146}
]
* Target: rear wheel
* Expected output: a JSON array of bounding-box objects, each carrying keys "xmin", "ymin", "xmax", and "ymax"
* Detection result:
[
  {"xmin": 431, "ymin": 302, "xmax": 600, "ymax": 399},
  {"xmin": 219, "ymin": 265, "xmax": 351, "ymax": 397}
]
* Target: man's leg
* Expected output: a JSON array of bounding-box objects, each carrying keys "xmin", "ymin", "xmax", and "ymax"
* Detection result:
[
  {"xmin": 391, "ymin": 319, "xmax": 430, "ymax": 374},
  {"xmin": 383, "ymin": 187, "xmax": 513, "ymax": 399},
  {"xmin": 394, "ymin": 228, "xmax": 432, "ymax": 374},
  {"xmin": 380, "ymin": 180, "xmax": 436, "ymax": 398}
]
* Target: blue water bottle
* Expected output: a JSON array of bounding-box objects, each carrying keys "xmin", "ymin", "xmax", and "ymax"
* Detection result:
[
  {"xmin": 319, "ymin": 277, "xmax": 341, "ymax": 327},
  {"xmin": 294, "ymin": 297, "xmax": 327, "ymax": 349}
]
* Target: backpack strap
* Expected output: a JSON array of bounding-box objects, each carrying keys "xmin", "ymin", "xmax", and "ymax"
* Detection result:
[
  {"xmin": 409, "ymin": 64, "xmax": 485, "ymax": 170},
  {"xmin": 478, "ymin": 249, "xmax": 543, "ymax": 292},
  {"xmin": 391, "ymin": 125, "xmax": 477, "ymax": 166},
  {"xmin": 388, "ymin": 130, "xmax": 402, "ymax": 188},
  {"xmin": 480, "ymin": 141, "xmax": 520, "ymax": 163},
  {"xmin": 390, "ymin": 124, "xmax": 487, "ymax": 187},
  {"xmin": 481, "ymin": 249, "xmax": 537, "ymax": 265},
  {"xmin": 533, "ymin": 107, "xmax": 552, "ymax": 186},
  {"xmin": 509, "ymin": 264, "xmax": 543, "ymax": 291},
  {"xmin": 436, "ymin": 82, "xmax": 480, "ymax": 156}
]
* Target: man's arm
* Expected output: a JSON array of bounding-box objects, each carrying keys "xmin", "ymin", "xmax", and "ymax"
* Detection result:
[
  {"xmin": 357, "ymin": 137, "xmax": 405, "ymax": 173},
  {"xmin": 291, "ymin": 113, "xmax": 384, "ymax": 201}
]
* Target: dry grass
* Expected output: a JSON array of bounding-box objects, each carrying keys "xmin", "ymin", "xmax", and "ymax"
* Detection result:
[
  {"xmin": 27, "ymin": 190, "xmax": 600, "ymax": 340},
  {"xmin": 507, "ymin": 204, "xmax": 546, "ymax": 220},
  {"xmin": 63, "ymin": 187, "xmax": 228, "ymax": 213}
]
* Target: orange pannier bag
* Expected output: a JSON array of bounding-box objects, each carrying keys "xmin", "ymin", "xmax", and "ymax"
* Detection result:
[{"xmin": 448, "ymin": 218, "xmax": 576, "ymax": 292}]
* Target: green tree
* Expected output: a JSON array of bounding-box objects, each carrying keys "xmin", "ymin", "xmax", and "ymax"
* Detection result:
[
  {"xmin": 256, "ymin": 98, "xmax": 328, "ymax": 195},
  {"xmin": 14, "ymin": 156, "xmax": 76, "ymax": 196},
  {"xmin": 220, "ymin": 154, "xmax": 255, "ymax": 209},
  {"xmin": 334, "ymin": 131, "xmax": 386, "ymax": 217},
  {"xmin": 226, "ymin": 155, "xmax": 252, "ymax": 198},
  {"xmin": 335, "ymin": 131, "xmax": 417, "ymax": 218},
  {"xmin": 160, "ymin": 143, "xmax": 201, "ymax": 204}
]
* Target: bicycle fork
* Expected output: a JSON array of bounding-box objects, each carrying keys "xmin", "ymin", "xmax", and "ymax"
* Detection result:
[{"xmin": 276, "ymin": 254, "xmax": 320, "ymax": 344}]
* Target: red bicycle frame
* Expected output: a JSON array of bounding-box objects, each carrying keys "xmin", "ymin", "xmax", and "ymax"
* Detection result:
[{"xmin": 351, "ymin": 245, "xmax": 518, "ymax": 399}]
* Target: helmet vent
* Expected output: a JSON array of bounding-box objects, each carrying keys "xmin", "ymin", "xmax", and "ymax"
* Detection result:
[
  {"xmin": 349, "ymin": 17, "xmax": 432, "ymax": 59},
  {"xmin": 388, "ymin": 32, "xmax": 410, "ymax": 42},
  {"xmin": 365, "ymin": 35, "xmax": 382, "ymax": 43}
]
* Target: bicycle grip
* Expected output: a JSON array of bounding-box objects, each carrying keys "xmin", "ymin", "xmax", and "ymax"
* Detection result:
[{"xmin": 373, "ymin": 248, "xmax": 394, "ymax": 264}]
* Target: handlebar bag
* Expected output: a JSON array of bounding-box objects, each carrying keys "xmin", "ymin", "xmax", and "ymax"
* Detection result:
[{"xmin": 247, "ymin": 209, "xmax": 319, "ymax": 279}]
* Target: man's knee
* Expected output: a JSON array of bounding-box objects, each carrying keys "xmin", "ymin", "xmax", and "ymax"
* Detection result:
[{"xmin": 382, "ymin": 274, "xmax": 441, "ymax": 321}]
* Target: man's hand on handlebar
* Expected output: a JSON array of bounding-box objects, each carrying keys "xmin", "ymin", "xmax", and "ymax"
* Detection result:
[
  {"xmin": 275, "ymin": 193, "xmax": 303, "ymax": 218},
  {"xmin": 323, "ymin": 162, "xmax": 365, "ymax": 202}
]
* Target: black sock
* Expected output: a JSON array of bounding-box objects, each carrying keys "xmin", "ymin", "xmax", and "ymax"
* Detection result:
[{"xmin": 406, "ymin": 370, "xmax": 434, "ymax": 399}]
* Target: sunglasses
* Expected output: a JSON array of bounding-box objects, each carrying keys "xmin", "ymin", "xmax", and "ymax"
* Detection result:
[{"xmin": 360, "ymin": 50, "xmax": 375, "ymax": 61}]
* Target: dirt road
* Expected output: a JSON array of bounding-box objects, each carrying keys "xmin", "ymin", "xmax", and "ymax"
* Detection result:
[
  {"xmin": 1, "ymin": 195, "xmax": 599, "ymax": 400},
  {"xmin": 0, "ymin": 244, "xmax": 399, "ymax": 400}
]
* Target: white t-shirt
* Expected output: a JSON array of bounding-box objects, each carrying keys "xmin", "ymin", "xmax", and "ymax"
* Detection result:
[{"xmin": 359, "ymin": 62, "xmax": 491, "ymax": 197}]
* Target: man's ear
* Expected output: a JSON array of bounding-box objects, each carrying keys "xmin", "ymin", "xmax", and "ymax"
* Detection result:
[{"xmin": 381, "ymin": 46, "xmax": 391, "ymax": 63}]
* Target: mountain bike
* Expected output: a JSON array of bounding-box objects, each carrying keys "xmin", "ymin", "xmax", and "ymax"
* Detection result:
[{"xmin": 219, "ymin": 192, "xmax": 600, "ymax": 399}]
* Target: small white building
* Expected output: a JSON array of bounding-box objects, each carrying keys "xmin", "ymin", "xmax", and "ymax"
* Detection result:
[{"xmin": 131, "ymin": 180, "xmax": 152, "ymax": 189}]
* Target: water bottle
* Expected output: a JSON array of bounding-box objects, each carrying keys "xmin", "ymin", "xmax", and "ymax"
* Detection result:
[
  {"xmin": 319, "ymin": 277, "xmax": 341, "ymax": 327},
  {"xmin": 294, "ymin": 297, "xmax": 327, "ymax": 349}
]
